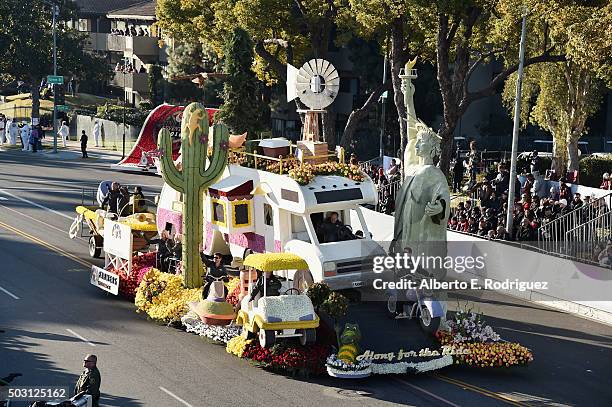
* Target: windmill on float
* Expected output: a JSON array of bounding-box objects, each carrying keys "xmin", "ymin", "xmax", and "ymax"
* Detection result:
[{"xmin": 287, "ymin": 59, "xmax": 339, "ymax": 163}]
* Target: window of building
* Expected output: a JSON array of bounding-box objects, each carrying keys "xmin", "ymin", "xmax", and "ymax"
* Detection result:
[
  {"xmin": 212, "ymin": 200, "xmax": 226, "ymax": 226},
  {"xmin": 264, "ymin": 203, "xmax": 273, "ymax": 226},
  {"xmin": 232, "ymin": 201, "xmax": 250, "ymax": 227}
]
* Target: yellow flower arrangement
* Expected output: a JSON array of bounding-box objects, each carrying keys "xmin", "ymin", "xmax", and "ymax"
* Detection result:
[
  {"xmin": 135, "ymin": 268, "xmax": 201, "ymax": 323},
  {"xmin": 287, "ymin": 162, "xmax": 365, "ymax": 185},
  {"xmin": 225, "ymin": 277, "xmax": 240, "ymax": 295},
  {"xmin": 226, "ymin": 335, "xmax": 253, "ymax": 358}
]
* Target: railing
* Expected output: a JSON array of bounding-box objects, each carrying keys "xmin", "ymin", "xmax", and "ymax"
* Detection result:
[
  {"xmin": 375, "ymin": 179, "xmax": 402, "ymax": 213},
  {"xmin": 562, "ymin": 211, "xmax": 612, "ymax": 263},
  {"xmin": 230, "ymin": 146, "xmax": 338, "ymax": 175},
  {"xmin": 538, "ymin": 192, "xmax": 612, "ymax": 256}
]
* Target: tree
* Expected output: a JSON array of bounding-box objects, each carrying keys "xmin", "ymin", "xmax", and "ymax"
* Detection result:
[
  {"xmin": 148, "ymin": 65, "xmax": 164, "ymax": 107},
  {"xmin": 216, "ymin": 28, "xmax": 268, "ymax": 138},
  {"xmin": 0, "ymin": 0, "xmax": 111, "ymax": 120},
  {"xmin": 504, "ymin": 63, "xmax": 604, "ymax": 175},
  {"xmin": 157, "ymin": 0, "xmax": 391, "ymax": 148},
  {"xmin": 501, "ymin": 1, "xmax": 610, "ymax": 174},
  {"xmin": 165, "ymin": 40, "xmax": 224, "ymax": 105}
]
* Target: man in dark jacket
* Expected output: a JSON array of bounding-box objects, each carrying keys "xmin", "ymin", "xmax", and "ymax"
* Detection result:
[
  {"xmin": 101, "ymin": 182, "xmax": 121, "ymax": 214},
  {"xmin": 201, "ymin": 252, "xmax": 228, "ymax": 299},
  {"xmin": 73, "ymin": 354, "xmax": 101, "ymax": 407},
  {"xmin": 80, "ymin": 130, "xmax": 88, "ymax": 158}
]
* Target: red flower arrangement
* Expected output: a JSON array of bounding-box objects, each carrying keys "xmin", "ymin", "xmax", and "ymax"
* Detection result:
[
  {"xmin": 242, "ymin": 342, "xmax": 331, "ymax": 376},
  {"xmin": 107, "ymin": 252, "xmax": 158, "ymax": 300},
  {"xmin": 225, "ymin": 284, "xmax": 241, "ymax": 306}
]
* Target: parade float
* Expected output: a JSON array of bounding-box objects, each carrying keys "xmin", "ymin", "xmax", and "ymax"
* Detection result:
[{"xmin": 74, "ymin": 58, "xmax": 533, "ymax": 379}]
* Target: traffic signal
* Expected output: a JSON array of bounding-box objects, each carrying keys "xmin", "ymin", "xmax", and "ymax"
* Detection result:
[{"xmin": 54, "ymin": 84, "xmax": 65, "ymax": 106}]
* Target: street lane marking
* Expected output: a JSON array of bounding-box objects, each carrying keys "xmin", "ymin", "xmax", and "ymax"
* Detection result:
[
  {"xmin": 431, "ymin": 374, "xmax": 531, "ymax": 407},
  {"xmin": 0, "ymin": 220, "xmax": 91, "ymax": 269},
  {"xmin": 391, "ymin": 377, "xmax": 461, "ymax": 407},
  {"xmin": 0, "ymin": 221, "xmax": 532, "ymax": 407},
  {"xmin": 0, "ymin": 202, "xmax": 78, "ymax": 237},
  {"xmin": 66, "ymin": 328, "xmax": 96, "ymax": 347},
  {"xmin": 159, "ymin": 387, "xmax": 194, "ymax": 407},
  {"xmin": 0, "ymin": 285, "xmax": 20, "ymax": 300},
  {"xmin": 0, "ymin": 188, "xmax": 73, "ymax": 220}
]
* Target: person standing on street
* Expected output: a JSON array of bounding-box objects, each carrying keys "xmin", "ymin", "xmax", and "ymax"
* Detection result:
[
  {"xmin": 8, "ymin": 119, "xmax": 18, "ymax": 145},
  {"xmin": 467, "ymin": 140, "xmax": 480, "ymax": 186},
  {"xmin": 20, "ymin": 121, "xmax": 31, "ymax": 151},
  {"xmin": 92, "ymin": 119, "xmax": 101, "ymax": 147},
  {"xmin": 80, "ymin": 129, "xmax": 88, "ymax": 158},
  {"xmin": 72, "ymin": 354, "xmax": 101, "ymax": 407},
  {"xmin": 30, "ymin": 125, "xmax": 39, "ymax": 153},
  {"xmin": 0, "ymin": 116, "xmax": 5, "ymax": 144},
  {"xmin": 58, "ymin": 121, "xmax": 69, "ymax": 147}
]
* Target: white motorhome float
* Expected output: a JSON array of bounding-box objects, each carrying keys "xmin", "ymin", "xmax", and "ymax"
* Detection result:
[{"xmin": 157, "ymin": 163, "xmax": 386, "ymax": 290}]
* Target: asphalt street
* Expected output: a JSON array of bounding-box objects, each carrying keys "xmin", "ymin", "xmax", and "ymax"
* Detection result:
[{"xmin": 1, "ymin": 142, "xmax": 611, "ymax": 407}]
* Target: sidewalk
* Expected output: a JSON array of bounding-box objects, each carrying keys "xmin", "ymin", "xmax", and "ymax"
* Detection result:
[{"xmin": 1, "ymin": 137, "xmax": 125, "ymax": 161}]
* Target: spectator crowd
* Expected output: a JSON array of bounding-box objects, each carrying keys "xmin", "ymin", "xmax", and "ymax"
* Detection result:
[{"xmin": 111, "ymin": 26, "xmax": 151, "ymax": 37}]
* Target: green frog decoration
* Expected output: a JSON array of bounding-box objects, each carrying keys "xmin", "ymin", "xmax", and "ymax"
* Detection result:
[{"xmin": 337, "ymin": 323, "xmax": 361, "ymax": 364}]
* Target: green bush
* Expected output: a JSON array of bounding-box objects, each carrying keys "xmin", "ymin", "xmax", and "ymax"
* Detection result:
[
  {"xmin": 579, "ymin": 155, "xmax": 612, "ymax": 187},
  {"xmin": 95, "ymin": 103, "xmax": 151, "ymax": 127}
]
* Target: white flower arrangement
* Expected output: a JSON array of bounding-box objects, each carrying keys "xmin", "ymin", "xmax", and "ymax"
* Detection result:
[
  {"xmin": 326, "ymin": 354, "xmax": 372, "ymax": 378},
  {"xmin": 182, "ymin": 314, "xmax": 242, "ymax": 344},
  {"xmin": 257, "ymin": 295, "xmax": 315, "ymax": 323},
  {"xmin": 370, "ymin": 355, "xmax": 453, "ymax": 375},
  {"xmin": 448, "ymin": 309, "xmax": 500, "ymax": 343},
  {"xmin": 326, "ymin": 354, "xmax": 372, "ymax": 371}
]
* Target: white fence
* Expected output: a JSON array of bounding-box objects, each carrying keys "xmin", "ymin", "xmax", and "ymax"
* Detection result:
[{"xmin": 353, "ymin": 206, "xmax": 612, "ymax": 325}]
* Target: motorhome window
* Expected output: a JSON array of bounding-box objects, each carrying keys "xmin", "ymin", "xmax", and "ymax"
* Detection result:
[
  {"xmin": 212, "ymin": 201, "xmax": 225, "ymax": 224},
  {"xmin": 314, "ymin": 188, "xmax": 362, "ymax": 204},
  {"xmin": 291, "ymin": 214, "xmax": 311, "ymax": 243},
  {"xmin": 233, "ymin": 202, "xmax": 250, "ymax": 226},
  {"xmin": 264, "ymin": 203, "xmax": 273, "ymax": 226},
  {"xmin": 311, "ymin": 211, "xmax": 357, "ymax": 243}
]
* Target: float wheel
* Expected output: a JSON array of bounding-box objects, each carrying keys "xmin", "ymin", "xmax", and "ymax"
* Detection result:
[
  {"xmin": 419, "ymin": 307, "xmax": 441, "ymax": 335},
  {"xmin": 89, "ymin": 235, "xmax": 102, "ymax": 258},
  {"xmin": 259, "ymin": 329, "xmax": 275, "ymax": 348},
  {"xmin": 298, "ymin": 328, "xmax": 316, "ymax": 346}
]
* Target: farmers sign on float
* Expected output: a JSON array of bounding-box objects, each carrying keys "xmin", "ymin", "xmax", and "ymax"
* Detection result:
[{"xmin": 90, "ymin": 266, "xmax": 119, "ymax": 295}]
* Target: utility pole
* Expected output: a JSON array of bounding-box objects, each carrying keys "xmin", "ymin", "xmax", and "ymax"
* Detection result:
[
  {"xmin": 379, "ymin": 55, "xmax": 387, "ymax": 167},
  {"xmin": 52, "ymin": 4, "xmax": 58, "ymax": 153},
  {"xmin": 122, "ymin": 69, "xmax": 126, "ymax": 159},
  {"xmin": 506, "ymin": 13, "xmax": 528, "ymax": 234}
]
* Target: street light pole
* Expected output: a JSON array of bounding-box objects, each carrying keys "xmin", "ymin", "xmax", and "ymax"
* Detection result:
[
  {"xmin": 506, "ymin": 13, "xmax": 528, "ymax": 234},
  {"xmin": 379, "ymin": 54, "xmax": 387, "ymax": 167},
  {"xmin": 122, "ymin": 71, "xmax": 126, "ymax": 159},
  {"xmin": 52, "ymin": 4, "xmax": 58, "ymax": 153}
]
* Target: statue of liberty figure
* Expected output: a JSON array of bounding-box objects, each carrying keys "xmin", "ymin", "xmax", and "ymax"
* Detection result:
[{"xmin": 391, "ymin": 121, "xmax": 450, "ymax": 279}]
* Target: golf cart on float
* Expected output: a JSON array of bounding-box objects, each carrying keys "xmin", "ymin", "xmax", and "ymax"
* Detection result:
[
  {"xmin": 235, "ymin": 253, "xmax": 320, "ymax": 348},
  {"xmin": 68, "ymin": 181, "xmax": 158, "ymax": 258}
]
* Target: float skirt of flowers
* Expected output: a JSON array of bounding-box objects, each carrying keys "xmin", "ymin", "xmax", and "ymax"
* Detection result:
[
  {"xmin": 182, "ymin": 313, "xmax": 242, "ymax": 344},
  {"xmin": 135, "ymin": 268, "xmax": 201, "ymax": 324},
  {"xmin": 326, "ymin": 354, "xmax": 372, "ymax": 378}
]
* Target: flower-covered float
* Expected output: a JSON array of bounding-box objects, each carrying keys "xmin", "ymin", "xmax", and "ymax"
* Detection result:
[{"xmin": 69, "ymin": 181, "xmax": 159, "ymax": 259}]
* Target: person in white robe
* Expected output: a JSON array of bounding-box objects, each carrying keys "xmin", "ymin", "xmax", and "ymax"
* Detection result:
[
  {"xmin": 58, "ymin": 121, "xmax": 70, "ymax": 147},
  {"xmin": 92, "ymin": 119, "xmax": 101, "ymax": 147},
  {"xmin": 8, "ymin": 120, "xmax": 18, "ymax": 145},
  {"xmin": 20, "ymin": 122, "xmax": 31, "ymax": 151}
]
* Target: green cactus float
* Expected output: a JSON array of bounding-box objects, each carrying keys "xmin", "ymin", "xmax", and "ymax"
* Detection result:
[{"xmin": 157, "ymin": 103, "xmax": 229, "ymax": 288}]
